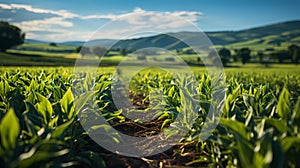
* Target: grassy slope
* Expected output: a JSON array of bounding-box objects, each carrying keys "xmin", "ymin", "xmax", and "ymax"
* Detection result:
[
  {"xmin": 0, "ymin": 51, "xmax": 123, "ymax": 66},
  {"xmin": 112, "ymin": 21, "xmax": 300, "ymax": 50}
]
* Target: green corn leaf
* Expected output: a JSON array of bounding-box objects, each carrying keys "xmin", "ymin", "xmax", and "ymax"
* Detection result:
[
  {"xmin": 51, "ymin": 119, "xmax": 74, "ymax": 139},
  {"xmin": 235, "ymin": 137, "xmax": 254, "ymax": 167},
  {"xmin": 277, "ymin": 87, "xmax": 290, "ymax": 120},
  {"xmin": 220, "ymin": 118, "xmax": 250, "ymax": 140},
  {"xmin": 61, "ymin": 88, "xmax": 74, "ymax": 119},
  {"xmin": 95, "ymin": 81, "xmax": 112, "ymax": 94},
  {"xmin": 26, "ymin": 79, "xmax": 37, "ymax": 92},
  {"xmin": 168, "ymin": 86, "xmax": 175, "ymax": 97},
  {"xmin": 0, "ymin": 108, "xmax": 20, "ymax": 150},
  {"xmin": 161, "ymin": 119, "xmax": 172, "ymax": 129},
  {"xmin": 74, "ymin": 91, "xmax": 95, "ymax": 116},
  {"xmin": 224, "ymin": 86, "xmax": 240, "ymax": 117},
  {"xmin": 281, "ymin": 137, "xmax": 300, "ymax": 152},
  {"xmin": 292, "ymin": 97, "xmax": 300, "ymax": 121},
  {"xmin": 35, "ymin": 93, "xmax": 53, "ymax": 124},
  {"xmin": 258, "ymin": 130, "xmax": 273, "ymax": 164},
  {"xmin": 265, "ymin": 118, "xmax": 289, "ymax": 133},
  {"xmin": 0, "ymin": 80, "xmax": 10, "ymax": 96},
  {"xmin": 236, "ymin": 136, "xmax": 267, "ymax": 168},
  {"xmin": 18, "ymin": 148, "xmax": 69, "ymax": 167}
]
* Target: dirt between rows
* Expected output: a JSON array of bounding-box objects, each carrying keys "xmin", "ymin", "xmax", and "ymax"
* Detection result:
[{"xmin": 95, "ymin": 93, "xmax": 207, "ymax": 168}]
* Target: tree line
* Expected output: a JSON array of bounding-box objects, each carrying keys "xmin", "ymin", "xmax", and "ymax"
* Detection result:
[
  {"xmin": 216, "ymin": 45, "xmax": 300, "ymax": 66},
  {"xmin": 75, "ymin": 46, "xmax": 133, "ymax": 57}
]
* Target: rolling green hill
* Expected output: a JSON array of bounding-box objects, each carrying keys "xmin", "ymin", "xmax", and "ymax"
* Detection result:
[
  {"xmin": 111, "ymin": 20, "xmax": 300, "ymax": 50},
  {"xmin": 22, "ymin": 20, "xmax": 300, "ymax": 52}
]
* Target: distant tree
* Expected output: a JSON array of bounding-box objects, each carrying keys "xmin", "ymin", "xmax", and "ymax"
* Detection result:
[
  {"xmin": 233, "ymin": 55, "xmax": 238, "ymax": 62},
  {"xmin": 276, "ymin": 42, "xmax": 281, "ymax": 47},
  {"xmin": 49, "ymin": 42, "xmax": 57, "ymax": 47},
  {"xmin": 238, "ymin": 48, "xmax": 251, "ymax": 65},
  {"xmin": 183, "ymin": 48, "xmax": 197, "ymax": 55},
  {"xmin": 0, "ymin": 21, "xmax": 25, "ymax": 52},
  {"xmin": 137, "ymin": 55, "xmax": 146, "ymax": 60},
  {"xmin": 288, "ymin": 44, "xmax": 300, "ymax": 64},
  {"xmin": 271, "ymin": 50, "xmax": 290, "ymax": 63},
  {"xmin": 257, "ymin": 51, "xmax": 264, "ymax": 64},
  {"xmin": 257, "ymin": 51, "xmax": 270, "ymax": 67},
  {"xmin": 120, "ymin": 48, "xmax": 127, "ymax": 56},
  {"xmin": 93, "ymin": 46, "xmax": 107, "ymax": 58},
  {"xmin": 265, "ymin": 48, "xmax": 275, "ymax": 52},
  {"xmin": 165, "ymin": 57, "xmax": 175, "ymax": 62},
  {"xmin": 218, "ymin": 48, "xmax": 231, "ymax": 66},
  {"xmin": 197, "ymin": 57, "xmax": 201, "ymax": 64},
  {"xmin": 75, "ymin": 46, "xmax": 90, "ymax": 57},
  {"xmin": 75, "ymin": 46, "xmax": 82, "ymax": 53},
  {"xmin": 176, "ymin": 49, "xmax": 182, "ymax": 55}
]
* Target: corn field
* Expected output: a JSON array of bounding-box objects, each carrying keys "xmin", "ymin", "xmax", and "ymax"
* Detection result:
[{"xmin": 0, "ymin": 68, "xmax": 299, "ymax": 167}]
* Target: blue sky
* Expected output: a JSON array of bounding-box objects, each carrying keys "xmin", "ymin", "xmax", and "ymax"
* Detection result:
[{"xmin": 0, "ymin": 0, "xmax": 299, "ymax": 42}]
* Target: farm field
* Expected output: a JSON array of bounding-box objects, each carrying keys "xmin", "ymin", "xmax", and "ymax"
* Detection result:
[
  {"xmin": 1, "ymin": 1, "xmax": 300, "ymax": 167},
  {"xmin": 0, "ymin": 66, "xmax": 299, "ymax": 167}
]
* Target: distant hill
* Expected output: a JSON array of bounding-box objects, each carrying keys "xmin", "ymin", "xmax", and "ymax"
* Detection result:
[
  {"xmin": 25, "ymin": 20, "xmax": 300, "ymax": 50},
  {"xmin": 111, "ymin": 20, "xmax": 300, "ymax": 50},
  {"xmin": 85, "ymin": 39, "xmax": 118, "ymax": 48},
  {"xmin": 59, "ymin": 39, "xmax": 118, "ymax": 47},
  {"xmin": 206, "ymin": 20, "xmax": 300, "ymax": 45},
  {"xmin": 25, "ymin": 39, "xmax": 117, "ymax": 48},
  {"xmin": 58, "ymin": 41, "xmax": 85, "ymax": 46},
  {"xmin": 25, "ymin": 39, "xmax": 49, "ymax": 44}
]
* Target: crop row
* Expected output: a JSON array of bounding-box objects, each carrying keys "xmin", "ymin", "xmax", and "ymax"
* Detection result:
[{"xmin": 0, "ymin": 69, "xmax": 299, "ymax": 167}]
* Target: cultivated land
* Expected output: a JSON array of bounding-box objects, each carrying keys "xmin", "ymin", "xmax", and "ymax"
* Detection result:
[
  {"xmin": 0, "ymin": 65, "xmax": 300, "ymax": 167},
  {"xmin": 1, "ymin": 21, "xmax": 300, "ymax": 168}
]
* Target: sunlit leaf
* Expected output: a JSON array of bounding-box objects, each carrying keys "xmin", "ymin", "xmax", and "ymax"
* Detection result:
[
  {"xmin": 220, "ymin": 118, "xmax": 250, "ymax": 140},
  {"xmin": 61, "ymin": 88, "xmax": 74, "ymax": 119},
  {"xmin": 35, "ymin": 93, "xmax": 53, "ymax": 124},
  {"xmin": 277, "ymin": 87, "xmax": 290, "ymax": 120},
  {"xmin": 0, "ymin": 108, "xmax": 20, "ymax": 150}
]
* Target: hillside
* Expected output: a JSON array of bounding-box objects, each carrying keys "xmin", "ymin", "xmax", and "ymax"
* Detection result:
[
  {"xmin": 111, "ymin": 20, "xmax": 300, "ymax": 50},
  {"xmin": 23, "ymin": 20, "xmax": 300, "ymax": 51}
]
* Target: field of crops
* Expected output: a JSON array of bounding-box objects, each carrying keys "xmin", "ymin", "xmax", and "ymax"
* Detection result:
[{"xmin": 0, "ymin": 67, "xmax": 300, "ymax": 168}]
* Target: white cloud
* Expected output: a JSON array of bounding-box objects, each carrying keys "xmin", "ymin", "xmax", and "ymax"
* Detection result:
[
  {"xmin": 0, "ymin": 4, "xmax": 12, "ymax": 9},
  {"xmin": 16, "ymin": 17, "xmax": 73, "ymax": 32},
  {"xmin": 9, "ymin": 3, "xmax": 78, "ymax": 18},
  {"xmin": 0, "ymin": 3, "xmax": 203, "ymax": 41},
  {"xmin": 79, "ymin": 7, "xmax": 203, "ymax": 40},
  {"xmin": 27, "ymin": 30, "xmax": 94, "ymax": 42},
  {"xmin": 81, "ymin": 14, "xmax": 117, "ymax": 20},
  {"xmin": 81, "ymin": 7, "xmax": 203, "ymax": 25}
]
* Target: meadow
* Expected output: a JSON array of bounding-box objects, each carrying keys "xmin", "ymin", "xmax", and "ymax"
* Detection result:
[{"xmin": 0, "ymin": 65, "xmax": 299, "ymax": 167}]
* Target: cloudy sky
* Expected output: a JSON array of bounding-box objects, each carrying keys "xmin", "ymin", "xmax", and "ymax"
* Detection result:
[{"xmin": 0, "ymin": 0, "xmax": 299, "ymax": 42}]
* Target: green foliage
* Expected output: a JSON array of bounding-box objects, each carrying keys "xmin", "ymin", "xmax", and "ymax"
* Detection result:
[
  {"xmin": 0, "ymin": 70, "xmax": 106, "ymax": 168},
  {"xmin": 218, "ymin": 48, "xmax": 231, "ymax": 66},
  {"xmin": 277, "ymin": 87, "xmax": 290, "ymax": 120},
  {"xmin": 93, "ymin": 46, "xmax": 107, "ymax": 58},
  {"xmin": 0, "ymin": 21, "xmax": 25, "ymax": 52},
  {"xmin": 0, "ymin": 108, "xmax": 20, "ymax": 151},
  {"xmin": 0, "ymin": 67, "xmax": 299, "ymax": 167},
  {"xmin": 238, "ymin": 47, "xmax": 251, "ymax": 64}
]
